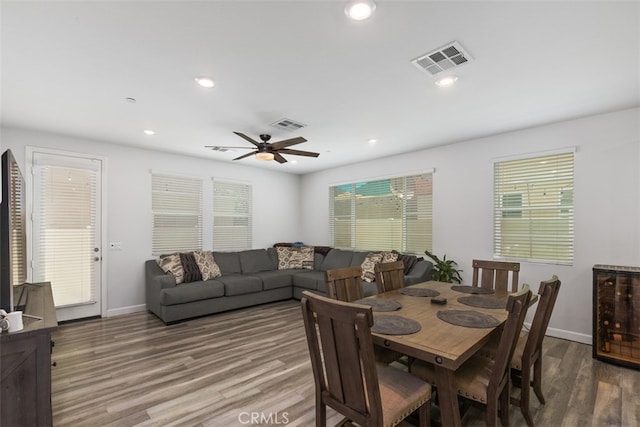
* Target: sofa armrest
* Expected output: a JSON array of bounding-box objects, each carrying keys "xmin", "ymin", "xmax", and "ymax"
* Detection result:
[
  {"xmin": 145, "ymin": 260, "xmax": 176, "ymax": 314},
  {"xmin": 404, "ymin": 259, "xmax": 433, "ymax": 286}
]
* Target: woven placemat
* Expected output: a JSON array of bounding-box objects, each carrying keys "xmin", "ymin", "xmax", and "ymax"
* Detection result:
[
  {"xmin": 436, "ymin": 310, "xmax": 500, "ymax": 328},
  {"xmin": 354, "ymin": 298, "xmax": 402, "ymax": 312},
  {"xmin": 371, "ymin": 315, "xmax": 422, "ymax": 335},
  {"xmin": 457, "ymin": 295, "xmax": 506, "ymax": 309},
  {"xmin": 451, "ymin": 285, "xmax": 495, "ymax": 295},
  {"xmin": 399, "ymin": 287, "xmax": 440, "ymax": 297}
]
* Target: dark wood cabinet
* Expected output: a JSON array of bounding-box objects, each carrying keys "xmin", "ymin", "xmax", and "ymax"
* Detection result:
[
  {"xmin": 0, "ymin": 283, "xmax": 58, "ymax": 426},
  {"xmin": 593, "ymin": 265, "xmax": 640, "ymax": 369}
]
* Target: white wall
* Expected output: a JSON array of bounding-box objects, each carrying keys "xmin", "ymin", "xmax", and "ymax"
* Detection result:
[
  {"xmin": 1, "ymin": 127, "xmax": 301, "ymax": 316},
  {"xmin": 300, "ymin": 108, "xmax": 640, "ymax": 343}
]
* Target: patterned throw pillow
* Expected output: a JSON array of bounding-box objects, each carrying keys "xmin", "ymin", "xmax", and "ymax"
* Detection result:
[
  {"xmin": 192, "ymin": 250, "xmax": 222, "ymax": 280},
  {"xmin": 180, "ymin": 252, "xmax": 202, "ymax": 283},
  {"xmin": 276, "ymin": 246, "xmax": 314, "ymax": 270},
  {"xmin": 361, "ymin": 252, "xmax": 384, "ymax": 282},
  {"xmin": 156, "ymin": 253, "xmax": 185, "ymax": 285},
  {"xmin": 382, "ymin": 251, "xmax": 399, "ymax": 263}
]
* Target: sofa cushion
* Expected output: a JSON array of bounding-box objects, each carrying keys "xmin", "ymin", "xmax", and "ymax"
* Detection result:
[
  {"xmin": 157, "ymin": 253, "xmax": 185, "ymax": 284},
  {"xmin": 160, "ymin": 280, "xmax": 224, "ymax": 305},
  {"xmin": 350, "ymin": 251, "xmax": 369, "ymax": 267},
  {"xmin": 253, "ymin": 270, "xmax": 294, "ymax": 290},
  {"xmin": 218, "ymin": 275, "xmax": 263, "ymax": 296},
  {"xmin": 276, "ymin": 246, "xmax": 314, "ymax": 269},
  {"xmin": 320, "ymin": 249, "xmax": 353, "ymax": 271},
  {"xmin": 292, "ymin": 270, "xmax": 325, "ymax": 290},
  {"xmin": 193, "ymin": 250, "xmax": 222, "ymax": 280},
  {"xmin": 180, "ymin": 252, "xmax": 202, "ymax": 283},
  {"xmin": 212, "ymin": 251, "xmax": 242, "ymax": 275},
  {"xmin": 239, "ymin": 249, "xmax": 275, "ymax": 273}
]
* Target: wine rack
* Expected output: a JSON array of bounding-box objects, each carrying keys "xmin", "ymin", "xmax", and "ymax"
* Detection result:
[{"xmin": 593, "ymin": 264, "xmax": 640, "ymax": 369}]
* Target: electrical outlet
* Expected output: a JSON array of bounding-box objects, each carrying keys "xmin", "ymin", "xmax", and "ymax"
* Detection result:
[{"xmin": 109, "ymin": 242, "xmax": 122, "ymax": 251}]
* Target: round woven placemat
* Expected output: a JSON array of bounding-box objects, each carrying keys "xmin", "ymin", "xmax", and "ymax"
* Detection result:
[
  {"xmin": 354, "ymin": 298, "xmax": 402, "ymax": 312},
  {"xmin": 457, "ymin": 295, "xmax": 506, "ymax": 309},
  {"xmin": 371, "ymin": 315, "xmax": 421, "ymax": 335},
  {"xmin": 436, "ymin": 310, "xmax": 500, "ymax": 328},
  {"xmin": 399, "ymin": 287, "xmax": 440, "ymax": 297},
  {"xmin": 450, "ymin": 285, "xmax": 495, "ymax": 295}
]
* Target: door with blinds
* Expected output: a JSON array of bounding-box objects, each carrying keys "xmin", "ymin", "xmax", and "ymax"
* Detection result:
[{"xmin": 31, "ymin": 150, "xmax": 103, "ymax": 321}]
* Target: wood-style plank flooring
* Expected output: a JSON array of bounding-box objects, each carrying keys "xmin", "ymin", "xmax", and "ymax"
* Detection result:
[{"xmin": 51, "ymin": 300, "xmax": 640, "ymax": 426}]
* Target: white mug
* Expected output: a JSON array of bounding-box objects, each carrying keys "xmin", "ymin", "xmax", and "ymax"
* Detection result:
[{"xmin": 7, "ymin": 311, "xmax": 24, "ymax": 332}]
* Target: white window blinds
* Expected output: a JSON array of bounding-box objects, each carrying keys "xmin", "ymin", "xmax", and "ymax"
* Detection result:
[
  {"xmin": 152, "ymin": 173, "xmax": 202, "ymax": 255},
  {"xmin": 493, "ymin": 150, "xmax": 574, "ymax": 264},
  {"xmin": 213, "ymin": 180, "xmax": 252, "ymax": 250},
  {"xmin": 329, "ymin": 173, "xmax": 432, "ymax": 253}
]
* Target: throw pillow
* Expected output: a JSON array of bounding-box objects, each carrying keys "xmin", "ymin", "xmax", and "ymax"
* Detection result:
[
  {"xmin": 393, "ymin": 250, "xmax": 419, "ymax": 275},
  {"xmin": 361, "ymin": 252, "xmax": 384, "ymax": 283},
  {"xmin": 276, "ymin": 246, "xmax": 314, "ymax": 270},
  {"xmin": 180, "ymin": 252, "xmax": 202, "ymax": 283},
  {"xmin": 156, "ymin": 253, "xmax": 185, "ymax": 285},
  {"xmin": 382, "ymin": 251, "xmax": 399, "ymax": 263},
  {"xmin": 192, "ymin": 250, "xmax": 222, "ymax": 280}
]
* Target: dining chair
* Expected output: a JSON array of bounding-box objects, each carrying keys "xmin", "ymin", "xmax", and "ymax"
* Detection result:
[
  {"xmin": 375, "ymin": 260, "xmax": 406, "ymax": 293},
  {"xmin": 480, "ymin": 276, "xmax": 561, "ymax": 426},
  {"xmin": 472, "ymin": 259, "xmax": 521, "ymax": 293},
  {"xmin": 325, "ymin": 266, "xmax": 365, "ymax": 302},
  {"xmin": 410, "ymin": 285, "xmax": 532, "ymax": 427},
  {"xmin": 300, "ymin": 291, "xmax": 432, "ymax": 427},
  {"xmin": 326, "ymin": 265, "xmax": 403, "ymax": 365}
]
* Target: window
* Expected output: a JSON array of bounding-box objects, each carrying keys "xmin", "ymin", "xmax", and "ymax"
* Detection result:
[
  {"xmin": 213, "ymin": 180, "xmax": 252, "ymax": 250},
  {"xmin": 329, "ymin": 173, "xmax": 432, "ymax": 253},
  {"xmin": 151, "ymin": 173, "xmax": 202, "ymax": 255},
  {"xmin": 493, "ymin": 150, "xmax": 574, "ymax": 264}
]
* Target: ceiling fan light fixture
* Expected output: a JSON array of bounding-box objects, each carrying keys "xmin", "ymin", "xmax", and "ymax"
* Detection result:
[
  {"xmin": 255, "ymin": 152, "xmax": 275, "ymax": 161},
  {"xmin": 344, "ymin": 1, "xmax": 376, "ymax": 21}
]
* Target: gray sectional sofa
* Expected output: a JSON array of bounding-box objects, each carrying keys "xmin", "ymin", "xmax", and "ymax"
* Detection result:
[{"xmin": 145, "ymin": 247, "xmax": 433, "ymax": 324}]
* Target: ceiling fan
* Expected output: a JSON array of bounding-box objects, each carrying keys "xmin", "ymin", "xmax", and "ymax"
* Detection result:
[{"xmin": 205, "ymin": 132, "xmax": 320, "ymax": 163}]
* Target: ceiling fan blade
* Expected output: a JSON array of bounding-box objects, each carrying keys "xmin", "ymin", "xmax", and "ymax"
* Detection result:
[
  {"xmin": 205, "ymin": 145, "xmax": 255, "ymax": 149},
  {"xmin": 278, "ymin": 149, "xmax": 320, "ymax": 158},
  {"xmin": 274, "ymin": 153, "xmax": 288, "ymax": 163},
  {"xmin": 233, "ymin": 151, "xmax": 257, "ymax": 161},
  {"xmin": 270, "ymin": 136, "xmax": 307, "ymax": 150},
  {"xmin": 233, "ymin": 131, "xmax": 261, "ymax": 147}
]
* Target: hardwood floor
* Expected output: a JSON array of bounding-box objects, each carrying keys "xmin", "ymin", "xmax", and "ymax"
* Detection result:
[{"xmin": 51, "ymin": 300, "xmax": 640, "ymax": 426}]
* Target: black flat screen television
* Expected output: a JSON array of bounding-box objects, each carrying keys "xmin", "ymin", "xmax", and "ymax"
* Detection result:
[{"xmin": 0, "ymin": 149, "xmax": 28, "ymax": 312}]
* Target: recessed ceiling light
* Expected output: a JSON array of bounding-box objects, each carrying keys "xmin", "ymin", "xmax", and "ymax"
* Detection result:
[
  {"xmin": 143, "ymin": 130, "xmax": 156, "ymax": 136},
  {"xmin": 344, "ymin": 1, "xmax": 376, "ymax": 21},
  {"xmin": 194, "ymin": 77, "xmax": 215, "ymax": 88},
  {"xmin": 368, "ymin": 138, "xmax": 377, "ymax": 144},
  {"xmin": 435, "ymin": 75, "xmax": 459, "ymax": 87}
]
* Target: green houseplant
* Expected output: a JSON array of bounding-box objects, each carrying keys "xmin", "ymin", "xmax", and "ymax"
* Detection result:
[{"xmin": 424, "ymin": 250, "xmax": 463, "ymax": 283}]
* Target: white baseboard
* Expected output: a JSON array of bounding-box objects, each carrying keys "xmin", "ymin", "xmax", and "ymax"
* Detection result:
[
  {"xmin": 523, "ymin": 321, "xmax": 592, "ymax": 345},
  {"xmin": 106, "ymin": 304, "xmax": 147, "ymax": 317}
]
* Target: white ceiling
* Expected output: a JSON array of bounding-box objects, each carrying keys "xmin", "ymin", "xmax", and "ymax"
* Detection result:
[{"xmin": 2, "ymin": 1, "xmax": 638, "ymax": 174}]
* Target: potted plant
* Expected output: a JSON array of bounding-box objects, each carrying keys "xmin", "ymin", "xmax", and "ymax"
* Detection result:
[{"xmin": 424, "ymin": 250, "xmax": 463, "ymax": 283}]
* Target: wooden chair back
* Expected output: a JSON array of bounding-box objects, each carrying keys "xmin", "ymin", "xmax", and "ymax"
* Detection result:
[
  {"xmin": 300, "ymin": 291, "xmax": 384, "ymax": 426},
  {"xmin": 374, "ymin": 260, "xmax": 405, "ymax": 293},
  {"xmin": 489, "ymin": 285, "xmax": 532, "ymax": 396},
  {"xmin": 523, "ymin": 276, "xmax": 561, "ymax": 363},
  {"xmin": 325, "ymin": 266, "xmax": 364, "ymax": 302},
  {"xmin": 472, "ymin": 259, "xmax": 520, "ymax": 293}
]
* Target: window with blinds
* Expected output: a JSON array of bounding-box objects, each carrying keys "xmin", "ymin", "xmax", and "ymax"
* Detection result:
[
  {"xmin": 151, "ymin": 173, "xmax": 203, "ymax": 255},
  {"xmin": 329, "ymin": 173, "xmax": 433, "ymax": 253},
  {"xmin": 493, "ymin": 150, "xmax": 574, "ymax": 264},
  {"xmin": 213, "ymin": 180, "xmax": 252, "ymax": 250}
]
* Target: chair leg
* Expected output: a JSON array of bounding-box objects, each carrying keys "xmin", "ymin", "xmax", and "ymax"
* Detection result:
[
  {"xmin": 532, "ymin": 357, "xmax": 545, "ymax": 405},
  {"xmin": 486, "ymin": 397, "xmax": 499, "ymax": 427},
  {"xmin": 417, "ymin": 400, "xmax": 431, "ymax": 427},
  {"xmin": 316, "ymin": 400, "xmax": 326, "ymax": 427},
  {"xmin": 499, "ymin": 382, "xmax": 511, "ymax": 427},
  {"xmin": 519, "ymin": 366, "xmax": 534, "ymax": 427}
]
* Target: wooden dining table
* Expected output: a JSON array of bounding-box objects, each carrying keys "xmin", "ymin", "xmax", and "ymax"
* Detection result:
[{"xmin": 367, "ymin": 281, "xmax": 519, "ymax": 427}]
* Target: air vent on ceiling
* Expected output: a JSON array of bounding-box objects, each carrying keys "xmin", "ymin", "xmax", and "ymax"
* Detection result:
[
  {"xmin": 270, "ymin": 118, "xmax": 307, "ymax": 132},
  {"xmin": 411, "ymin": 41, "xmax": 474, "ymax": 77}
]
